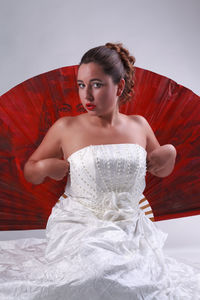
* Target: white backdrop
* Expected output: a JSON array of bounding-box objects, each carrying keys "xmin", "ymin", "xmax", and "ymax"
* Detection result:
[{"xmin": 0, "ymin": 0, "xmax": 199, "ymax": 261}]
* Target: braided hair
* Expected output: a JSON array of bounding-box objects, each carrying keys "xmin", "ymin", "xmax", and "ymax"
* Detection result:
[{"xmin": 79, "ymin": 42, "xmax": 136, "ymax": 105}]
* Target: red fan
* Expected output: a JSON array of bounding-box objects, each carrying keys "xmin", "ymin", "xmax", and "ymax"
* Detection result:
[{"xmin": 0, "ymin": 65, "xmax": 199, "ymax": 230}]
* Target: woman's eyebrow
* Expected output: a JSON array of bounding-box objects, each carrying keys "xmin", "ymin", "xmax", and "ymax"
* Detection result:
[
  {"xmin": 77, "ymin": 78, "xmax": 103, "ymax": 83},
  {"xmin": 90, "ymin": 78, "xmax": 102, "ymax": 82}
]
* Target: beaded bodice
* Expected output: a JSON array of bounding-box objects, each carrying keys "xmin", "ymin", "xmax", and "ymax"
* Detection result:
[{"xmin": 64, "ymin": 144, "xmax": 147, "ymax": 220}]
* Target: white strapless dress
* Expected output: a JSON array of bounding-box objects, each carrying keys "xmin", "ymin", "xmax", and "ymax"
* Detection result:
[{"xmin": 0, "ymin": 144, "xmax": 200, "ymax": 300}]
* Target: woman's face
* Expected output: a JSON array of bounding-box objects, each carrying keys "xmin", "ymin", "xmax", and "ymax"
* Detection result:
[{"xmin": 77, "ymin": 62, "xmax": 123, "ymax": 115}]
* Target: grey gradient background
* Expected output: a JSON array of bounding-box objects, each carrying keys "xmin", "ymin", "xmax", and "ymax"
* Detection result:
[{"xmin": 0, "ymin": 0, "xmax": 199, "ymax": 262}]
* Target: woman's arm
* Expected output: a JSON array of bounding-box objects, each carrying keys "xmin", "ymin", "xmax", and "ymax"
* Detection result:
[
  {"xmin": 24, "ymin": 158, "xmax": 70, "ymax": 184},
  {"xmin": 137, "ymin": 115, "xmax": 177, "ymax": 178},
  {"xmin": 147, "ymin": 144, "xmax": 177, "ymax": 177},
  {"xmin": 24, "ymin": 117, "xmax": 70, "ymax": 185}
]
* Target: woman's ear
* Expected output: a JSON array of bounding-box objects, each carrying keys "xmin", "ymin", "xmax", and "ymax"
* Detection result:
[{"xmin": 117, "ymin": 78, "xmax": 125, "ymax": 96}]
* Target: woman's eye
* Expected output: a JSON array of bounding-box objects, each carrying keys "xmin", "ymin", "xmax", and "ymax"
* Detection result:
[
  {"xmin": 78, "ymin": 83, "xmax": 85, "ymax": 89},
  {"xmin": 93, "ymin": 82, "xmax": 102, "ymax": 88}
]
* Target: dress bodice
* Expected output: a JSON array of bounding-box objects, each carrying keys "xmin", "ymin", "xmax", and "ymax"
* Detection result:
[{"xmin": 64, "ymin": 144, "xmax": 147, "ymax": 220}]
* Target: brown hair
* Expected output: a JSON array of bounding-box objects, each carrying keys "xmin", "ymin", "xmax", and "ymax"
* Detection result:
[{"xmin": 79, "ymin": 42, "xmax": 136, "ymax": 105}]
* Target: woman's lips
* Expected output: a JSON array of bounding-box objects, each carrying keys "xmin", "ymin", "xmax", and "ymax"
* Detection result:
[{"xmin": 86, "ymin": 104, "xmax": 96, "ymax": 110}]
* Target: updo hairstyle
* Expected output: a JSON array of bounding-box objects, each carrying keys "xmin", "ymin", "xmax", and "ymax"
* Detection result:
[{"xmin": 79, "ymin": 42, "xmax": 136, "ymax": 105}]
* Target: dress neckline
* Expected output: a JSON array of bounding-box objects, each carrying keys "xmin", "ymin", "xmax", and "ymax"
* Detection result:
[{"xmin": 67, "ymin": 143, "xmax": 147, "ymax": 160}]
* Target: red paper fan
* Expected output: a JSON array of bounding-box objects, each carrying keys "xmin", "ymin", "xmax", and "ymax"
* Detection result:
[{"xmin": 0, "ymin": 65, "xmax": 199, "ymax": 230}]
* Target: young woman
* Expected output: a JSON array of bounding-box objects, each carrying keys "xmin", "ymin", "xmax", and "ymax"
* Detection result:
[
  {"xmin": 24, "ymin": 42, "xmax": 176, "ymax": 185},
  {"xmin": 0, "ymin": 43, "xmax": 199, "ymax": 300}
]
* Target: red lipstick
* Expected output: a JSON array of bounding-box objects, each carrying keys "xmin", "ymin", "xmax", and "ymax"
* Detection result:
[{"xmin": 86, "ymin": 103, "xmax": 96, "ymax": 110}]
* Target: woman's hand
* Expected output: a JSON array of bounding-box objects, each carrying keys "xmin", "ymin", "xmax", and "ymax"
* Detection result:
[{"xmin": 146, "ymin": 144, "xmax": 176, "ymax": 177}]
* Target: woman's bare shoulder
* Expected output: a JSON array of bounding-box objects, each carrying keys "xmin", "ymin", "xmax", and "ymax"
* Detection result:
[
  {"xmin": 127, "ymin": 114, "xmax": 148, "ymax": 129},
  {"xmin": 56, "ymin": 115, "xmax": 82, "ymax": 131},
  {"xmin": 56, "ymin": 116, "xmax": 74, "ymax": 126},
  {"xmin": 127, "ymin": 114, "xmax": 145, "ymax": 123},
  {"xmin": 128, "ymin": 114, "xmax": 153, "ymax": 130},
  {"xmin": 128, "ymin": 115, "xmax": 160, "ymax": 152}
]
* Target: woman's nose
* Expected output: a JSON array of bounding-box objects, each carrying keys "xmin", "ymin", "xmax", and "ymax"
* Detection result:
[{"xmin": 85, "ymin": 86, "xmax": 94, "ymax": 101}]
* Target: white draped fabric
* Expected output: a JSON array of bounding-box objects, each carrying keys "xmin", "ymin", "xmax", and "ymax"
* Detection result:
[{"xmin": 0, "ymin": 144, "xmax": 200, "ymax": 299}]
